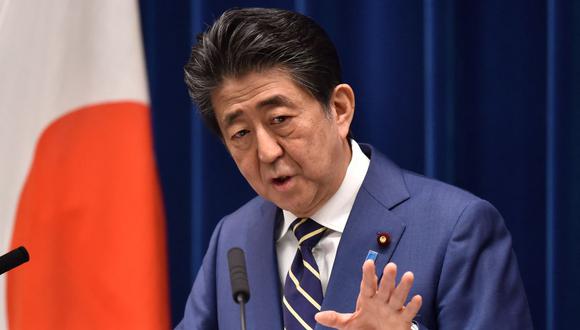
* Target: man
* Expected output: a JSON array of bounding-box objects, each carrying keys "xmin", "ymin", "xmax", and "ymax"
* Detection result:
[{"xmin": 177, "ymin": 8, "xmax": 533, "ymax": 330}]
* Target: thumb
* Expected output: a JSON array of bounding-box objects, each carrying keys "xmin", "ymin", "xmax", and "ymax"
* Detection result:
[{"xmin": 315, "ymin": 310, "xmax": 353, "ymax": 328}]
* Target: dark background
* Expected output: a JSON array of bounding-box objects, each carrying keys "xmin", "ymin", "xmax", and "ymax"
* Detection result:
[{"xmin": 139, "ymin": 1, "xmax": 580, "ymax": 329}]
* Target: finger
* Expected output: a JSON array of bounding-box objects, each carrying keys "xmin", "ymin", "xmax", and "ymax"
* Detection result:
[
  {"xmin": 402, "ymin": 295, "xmax": 423, "ymax": 321},
  {"xmin": 388, "ymin": 271, "xmax": 415, "ymax": 310},
  {"xmin": 315, "ymin": 311, "xmax": 353, "ymax": 328},
  {"xmin": 376, "ymin": 262, "xmax": 397, "ymax": 301},
  {"xmin": 359, "ymin": 259, "xmax": 378, "ymax": 299}
]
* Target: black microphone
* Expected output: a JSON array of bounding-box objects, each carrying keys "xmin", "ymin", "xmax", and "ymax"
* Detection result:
[
  {"xmin": 0, "ymin": 246, "xmax": 30, "ymax": 275},
  {"xmin": 227, "ymin": 247, "xmax": 250, "ymax": 330}
]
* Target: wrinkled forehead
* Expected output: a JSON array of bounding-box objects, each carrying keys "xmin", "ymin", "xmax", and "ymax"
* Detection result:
[{"xmin": 212, "ymin": 69, "xmax": 306, "ymax": 112}]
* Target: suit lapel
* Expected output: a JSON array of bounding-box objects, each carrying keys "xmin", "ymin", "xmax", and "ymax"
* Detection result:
[
  {"xmin": 318, "ymin": 144, "xmax": 410, "ymax": 329},
  {"xmin": 319, "ymin": 190, "xmax": 407, "ymax": 320},
  {"xmin": 243, "ymin": 201, "xmax": 284, "ymax": 329}
]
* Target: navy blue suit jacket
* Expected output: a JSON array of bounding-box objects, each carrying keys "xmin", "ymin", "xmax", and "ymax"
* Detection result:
[{"xmin": 176, "ymin": 144, "xmax": 533, "ymax": 329}]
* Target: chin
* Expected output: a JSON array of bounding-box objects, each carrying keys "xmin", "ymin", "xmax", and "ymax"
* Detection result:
[
  {"xmin": 272, "ymin": 199, "xmax": 300, "ymax": 214},
  {"xmin": 283, "ymin": 203, "xmax": 312, "ymax": 217},
  {"xmin": 266, "ymin": 191, "xmax": 313, "ymax": 215}
]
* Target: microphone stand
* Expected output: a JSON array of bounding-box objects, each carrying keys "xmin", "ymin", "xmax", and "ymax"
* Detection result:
[{"xmin": 236, "ymin": 294, "xmax": 247, "ymax": 330}]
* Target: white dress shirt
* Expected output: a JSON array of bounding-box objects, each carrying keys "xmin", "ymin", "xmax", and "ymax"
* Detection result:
[{"xmin": 276, "ymin": 140, "xmax": 370, "ymax": 294}]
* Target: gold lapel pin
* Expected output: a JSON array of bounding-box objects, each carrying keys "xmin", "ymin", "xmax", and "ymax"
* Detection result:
[{"xmin": 377, "ymin": 232, "xmax": 391, "ymax": 247}]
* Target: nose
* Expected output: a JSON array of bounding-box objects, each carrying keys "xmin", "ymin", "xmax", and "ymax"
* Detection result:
[{"xmin": 256, "ymin": 128, "xmax": 283, "ymax": 163}]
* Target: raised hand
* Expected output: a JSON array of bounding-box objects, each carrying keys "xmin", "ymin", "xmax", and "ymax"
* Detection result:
[{"xmin": 315, "ymin": 261, "xmax": 422, "ymax": 329}]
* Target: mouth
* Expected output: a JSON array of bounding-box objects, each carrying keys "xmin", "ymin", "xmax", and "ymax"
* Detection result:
[{"xmin": 271, "ymin": 175, "xmax": 293, "ymax": 191}]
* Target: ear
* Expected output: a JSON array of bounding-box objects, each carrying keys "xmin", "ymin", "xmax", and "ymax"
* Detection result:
[{"xmin": 330, "ymin": 84, "xmax": 355, "ymax": 139}]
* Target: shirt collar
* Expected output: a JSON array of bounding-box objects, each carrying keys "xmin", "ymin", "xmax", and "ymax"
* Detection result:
[{"xmin": 277, "ymin": 140, "xmax": 370, "ymax": 240}]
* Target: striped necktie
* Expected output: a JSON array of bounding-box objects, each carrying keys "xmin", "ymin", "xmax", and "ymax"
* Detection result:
[{"xmin": 283, "ymin": 218, "xmax": 327, "ymax": 330}]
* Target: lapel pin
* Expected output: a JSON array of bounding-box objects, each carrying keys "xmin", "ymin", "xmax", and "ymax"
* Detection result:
[{"xmin": 377, "ymin": 232, "xmax": 391, "ymax": 247}]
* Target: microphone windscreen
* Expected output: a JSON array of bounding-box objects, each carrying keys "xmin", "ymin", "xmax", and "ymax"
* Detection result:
[
  {"xmin": 227, "ymin": 247, "xmax": 250, "ymax": 303},
  {"xmin": 0, "ymin": 246, "xmax": 29, "ymax": 275}
]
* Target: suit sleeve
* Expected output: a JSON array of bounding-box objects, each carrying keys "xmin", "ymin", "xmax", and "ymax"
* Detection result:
[
  {"xmin": 174, "ymin": 220, "xmax": 224, "ymax": 330},
  {"xmin": 434, "ymin": 199, "xmax": 533, "ymax": 329}
]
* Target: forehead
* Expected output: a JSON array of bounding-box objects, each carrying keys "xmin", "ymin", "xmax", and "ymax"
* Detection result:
[{"xmin": 211, "ymin": 69, "xmax": 309, "ymax": 117}]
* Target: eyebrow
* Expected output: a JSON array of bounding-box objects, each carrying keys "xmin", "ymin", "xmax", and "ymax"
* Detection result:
[
  {"xmin": 223, "ymin": 110, "xmax": 243, "ymax": 128},
  {"xmin": 222, "ymin": 94, "xmax": 295, "ymax": 128},
  {"xmin": 256, "ymin": 94, "xmax": 294, "ymax": 110}
]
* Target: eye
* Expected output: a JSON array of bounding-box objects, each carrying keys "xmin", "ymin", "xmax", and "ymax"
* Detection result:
[
  {"xmin": 232, "ymin": 129, "xmax": 250, "ymax": 139},
  {"xmin": 272, "ymin": 116, "xmax": 288, "ymax": 124}
]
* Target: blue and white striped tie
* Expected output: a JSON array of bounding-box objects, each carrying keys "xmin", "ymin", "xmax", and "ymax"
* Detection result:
[{"xmin": 283, "ymin": 218, "xmax": 327, "ymax": 330}]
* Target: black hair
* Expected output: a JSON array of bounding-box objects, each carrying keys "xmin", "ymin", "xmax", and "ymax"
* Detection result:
[{"xmin": 184, "ymin": 7, "xmax": 342, "ymax": 137}]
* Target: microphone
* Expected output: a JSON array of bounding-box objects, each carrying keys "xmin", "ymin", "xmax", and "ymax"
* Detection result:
[
  {"xmin": 227, "ymin": 247, "xmax": 250, "ymax": 330},
  {"xmin": 0, "ymin": 246, "xmax": 30, "ymax": 275}
]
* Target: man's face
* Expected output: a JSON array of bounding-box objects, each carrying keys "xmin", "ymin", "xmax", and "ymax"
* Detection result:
[{"xmin": 211, "ymin": 68, "xmax": 353, "ymax": 217}]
